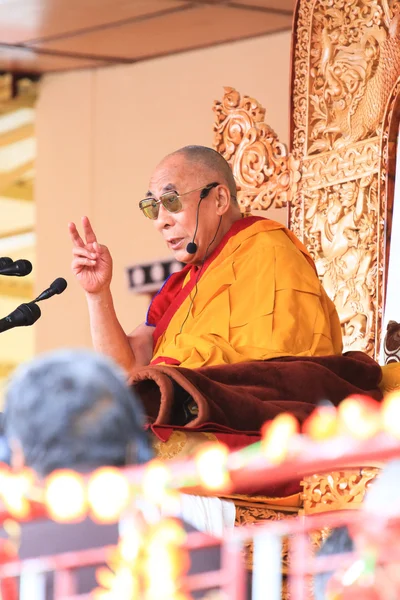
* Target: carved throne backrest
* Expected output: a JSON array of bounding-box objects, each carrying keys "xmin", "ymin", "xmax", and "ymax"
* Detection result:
[
  {"xmin": 213, "ymin": 87, "xmax": 300, "ymax": 212},
  {"xmin": 214, "ymin": 0, "xmax": 400, "ymax": 360}
]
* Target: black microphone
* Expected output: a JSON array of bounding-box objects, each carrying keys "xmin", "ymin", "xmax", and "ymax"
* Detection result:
[
  {"xmin": 0, "ymin": 259, "xmax": 32, "ymax": 277},
  {"xmin": 0, "ymin": 257, "xmax": 13, "ymax": 269},
  {"xmin": 186, "ymin": 183, "xmax": 219, "ymax": 255},
  {"xmin": 186, "ymin": 241, "xmax": 197, "ymax": 254},
  {"xmin": 0, "ymin": 302, "xmax": 41, "ymax": 333},
  {"xmin": 186, "ymin": 203, "xmax": 202, "ymax": 255},
  {"xmin": 34, "ymin": 277, "xmax": 67, "ymax": 302}
]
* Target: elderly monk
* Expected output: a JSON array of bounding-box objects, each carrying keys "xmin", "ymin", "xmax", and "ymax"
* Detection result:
[
  {"xmin": 69, "ymin": 145, "xmax": 382, "ymax": 505},
  {"xmin": 69, "ymin": 145, "xmax": 342, "ymax": 373}
]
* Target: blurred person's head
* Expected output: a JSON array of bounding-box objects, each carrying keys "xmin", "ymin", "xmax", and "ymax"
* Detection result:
[{"xmin": 4, "ymin": 349, "xmax": 153, "ymax": 477}]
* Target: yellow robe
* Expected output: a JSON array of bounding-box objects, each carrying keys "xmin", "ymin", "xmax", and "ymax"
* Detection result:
[{"xmin": 147, "ymin": 217, "xmax": 343, "ymax": 369}]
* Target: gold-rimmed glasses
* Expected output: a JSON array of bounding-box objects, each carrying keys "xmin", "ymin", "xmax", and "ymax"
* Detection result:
[{"xmin": 139, "ymin": 182, "xmax": 219, "ymax": 220}]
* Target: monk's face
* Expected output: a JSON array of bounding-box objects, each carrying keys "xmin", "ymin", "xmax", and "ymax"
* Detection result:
[{"xmin": 147, "ymin": 154, "xmax": 227, "ymax": 265}]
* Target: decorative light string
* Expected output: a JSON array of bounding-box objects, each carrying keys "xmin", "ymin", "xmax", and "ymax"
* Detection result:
[
  {"xmin": 1, "ymin": 392, "xmax": 400, "ymax": 599},
  {"xmin": 1, "ymin": 391, "xmax": 400, "ymax": 524}
]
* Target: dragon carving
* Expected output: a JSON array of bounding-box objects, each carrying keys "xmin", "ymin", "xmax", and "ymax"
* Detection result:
[
  {"xmin": 290, "ymin": 0, "xmax": 400, "ymax": 356},
  {"xmin": 309, "ymin": 0, "xmax": 400, "ymax": 153}
]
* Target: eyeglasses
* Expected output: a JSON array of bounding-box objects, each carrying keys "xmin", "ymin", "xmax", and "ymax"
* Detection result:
[{"xmin": 139, "ymin": 182, "xmax": 219, "ymax": 220}]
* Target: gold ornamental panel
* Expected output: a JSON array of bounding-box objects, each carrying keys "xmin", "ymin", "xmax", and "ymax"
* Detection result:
[
  {"xmin": 213, "ymin": 1, "xmax": 400, "ymax": 357},
  {"xmin": 301, "ymin": 467, "xmax": 380, "ymax": 514},
  {"xmin": 290, "ymin": 0, "xmax": 400, "ymax": 357},
  {"xmin": 213, "ymin": 87, "xmax": 300, "ymax": 213}
]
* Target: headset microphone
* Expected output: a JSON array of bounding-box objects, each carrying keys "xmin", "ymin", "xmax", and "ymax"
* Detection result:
[
  {"xmin": 186, "ymin": 196, "xmax": 204, "ymax": 255},
  {"xmin": 186, "ymin": 182, "xmax": 218, "ymax": 255},
  {"xmin": 186, "ymin": 241, "xmax": 197, "ymax": 254}
]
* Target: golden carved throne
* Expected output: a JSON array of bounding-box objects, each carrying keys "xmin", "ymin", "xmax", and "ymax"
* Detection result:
[
  {"xmin": 149, "ymin": 1, "xmax": 400, "ymax": 580},
  {"xmin": 207, "ymin": 0, "xmax": 400, "ymax": 525}
]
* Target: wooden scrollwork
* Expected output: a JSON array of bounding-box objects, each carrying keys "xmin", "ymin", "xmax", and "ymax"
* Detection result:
[
  {"xmin": 213, "ymin": 86, "xmax": 300, "ymax": 213},
  {"xmin": 234, "ymin": 501, "xmax": 297, "ymax": 588},
  {"xmin": 301, "ymin": 467, "xmax": 380, "ymax": 514}
]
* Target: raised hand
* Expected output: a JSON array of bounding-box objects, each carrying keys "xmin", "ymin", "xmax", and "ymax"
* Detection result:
[{"xmin": 69, "ymin": 216, "xmax": 113, "ymax": 294}]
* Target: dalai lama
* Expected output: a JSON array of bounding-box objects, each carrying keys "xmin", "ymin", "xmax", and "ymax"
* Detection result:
[{"xmin": 68, "ymin": 145, "xmax": 382, "ymax": 432}]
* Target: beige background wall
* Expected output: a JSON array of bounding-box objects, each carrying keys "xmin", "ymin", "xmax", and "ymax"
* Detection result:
[{"xmin": 35, "ymin": 30, "xmax": 291, "ymax": 354}]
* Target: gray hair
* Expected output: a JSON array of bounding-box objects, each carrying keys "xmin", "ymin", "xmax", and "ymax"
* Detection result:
[{"xmin": 5, "ymin": 349, "xmax": 153, "ymax": 477}]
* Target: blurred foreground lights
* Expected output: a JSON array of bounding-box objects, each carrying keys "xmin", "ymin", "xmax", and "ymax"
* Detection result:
[
  {"xmin": 302, "ymin": 404, "xmax": 338, "ymax": 441},
  {"xmin": 0, "ymin": 464, "xmax": 9, "ymax": 496},
  {"xmin": 338, "ymin": 395, "xmax": 381, "ymax": 440},
  {"xmin": 161, "ymin": 490, "xmax": 181, "ymax": 517},
  {"xmin": 148, "ymin": 518, "xmax": 187, "ymax": 548},
  {"xmin": 45, "ymin": 470, "xmax": 87, "ymax": 523},
  {"xmin": 88, "ymin": 468, "xmax": 130, "ymax": 524},
  {"xmin": 261, "ymin": 413, "xmax": 299, "ymax": 464},
  {"xmin": 382, "ymin": 391, "xmax": 400, "ymax": 438},
  {"xmin": 145, "ymin": 520, "xmax": 189, "ymax": 600},
  {"xmin": 94, "ymin": 564, "xmax": 138, "ymax": 600},
  {"xmin": 195, "ymin": 443, "xmax": 230, "ymax": 491},
  {"xmin": 3, "ymin": 469, "xmax": 34, "ymax": 520},
  {"xmin": 142, "ymin": 460, "xmax": 171, "ymax": 503},
  {"xmin": 119, "ymin": 528, "xmax": 143, "ymax": 563}
]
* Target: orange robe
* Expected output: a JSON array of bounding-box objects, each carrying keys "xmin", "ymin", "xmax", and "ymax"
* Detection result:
[{"xmin": 146, "ymin": 216, "xmax": 343, "ymax": 369}]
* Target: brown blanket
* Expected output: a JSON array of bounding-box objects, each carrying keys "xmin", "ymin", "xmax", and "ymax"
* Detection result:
[{"xmin": 130, "ymin": 351, "xmax": 383, "ymax": 433}]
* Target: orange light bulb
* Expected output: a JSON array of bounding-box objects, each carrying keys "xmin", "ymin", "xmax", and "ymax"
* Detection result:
[
  {"xmin": 338, "ymin": 395, "xmax": 381, "ymax": 439},
  {"xmin": 261, "ymin": 413, "xmax": 299, "ymax": 464},
  {"xmin": 302, "ymin": 405, "xmax": 338, "ymax": 441},
  {"xmin": 142, "ymin": 460, "xmax": 171, "ymax": 503},
  {"xmin": 2, "ymin": 469, "xmax": 34, "ymax": 520},
  {"xmin": 88, "ymin": 467, "xmax": 130, "ymax": 524},
  {"xmin": 195, "ymin": 443, "xmax": 230, "ymax": 491},
  {"xmin": 45, "ymin": 470, "xmax": 87, "ymax": 523}
]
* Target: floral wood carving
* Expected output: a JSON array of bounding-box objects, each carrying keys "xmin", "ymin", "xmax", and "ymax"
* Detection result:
[
  {"xmin": 301, "ymin": 467, "xmax": 380, "ymax": 514},
  {"xmin": 213, "ymin": 87, "xmax": 300, "ymax": 212},
  {"xmin": 305, "ymin": 176, "xmax": 378, "ymax": 353},
  {"xmin": 235, "ymin": 503, "xmax": 297, "ymax": 577},
  {"xmin": 290, "ymin": 0, "xmax": 400, "ymax": 357}
]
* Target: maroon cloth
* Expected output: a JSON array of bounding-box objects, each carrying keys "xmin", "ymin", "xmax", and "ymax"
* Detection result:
[{"xmin": 130, "ymin": 351, "xmax": 383, "ymax": 433}]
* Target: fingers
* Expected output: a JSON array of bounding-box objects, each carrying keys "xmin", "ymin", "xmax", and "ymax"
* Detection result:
[
  {"xmin": 69, "ymin": 218, "xmax": 103, "ymax": 254},
  {"xmin": 82, "ymin": 216, "xmax": 98, "ymax": 246},
  {"xmin": 72, "ymin": 247, "xmax": 97, "ymax": 261},
  {"xmin": 71, "ymin": 256, "xmax": 96, "ymax": 270},
  {"xmin": 68, "ymin": 222, "xmax": 85, "ymax": 248}
]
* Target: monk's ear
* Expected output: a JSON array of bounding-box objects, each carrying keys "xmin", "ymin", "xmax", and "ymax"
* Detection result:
[{"xmin": 215, "ymin": 185, "xmax": 231, "ymax": 216}]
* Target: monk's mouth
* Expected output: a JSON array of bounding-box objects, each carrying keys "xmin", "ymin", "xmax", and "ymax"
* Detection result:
[{"xmin": 167, "ymin": 238, "xmax": 184, "ymax": 250}]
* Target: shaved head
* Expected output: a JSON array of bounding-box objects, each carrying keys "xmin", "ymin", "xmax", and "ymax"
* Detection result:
[
  {"xmin": 148, "ymin": 145, "xmax": 242, "ymax": 265},
  {"xmin": 166, "ymin": 145, "xmax": 237, "ymax": 201}
]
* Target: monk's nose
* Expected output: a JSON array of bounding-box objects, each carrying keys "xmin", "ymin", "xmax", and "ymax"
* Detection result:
[{"xmin": 154, "ymin": 203, "xmax": 174, "ymax": 231}]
